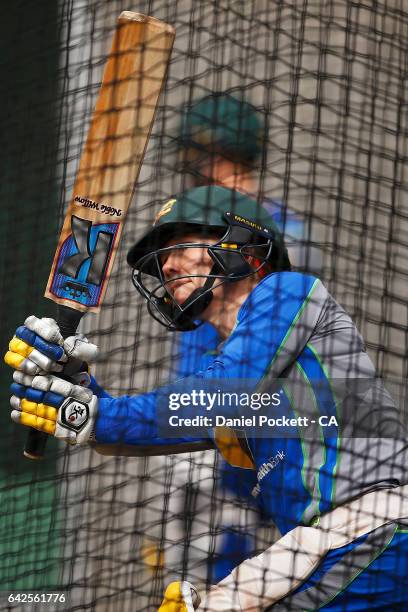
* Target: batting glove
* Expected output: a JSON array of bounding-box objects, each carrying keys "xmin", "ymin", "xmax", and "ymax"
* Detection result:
[
  {"xmin": 158, "ymin": 582, "xmax": 201, "ymax": 612},
  {"xmin": 4, "ymin": 315, "xmax": 98, "ymax": 377},
  {"xmin": 10, "ymin": 372, "xmax": 98, "ymax": 444}
]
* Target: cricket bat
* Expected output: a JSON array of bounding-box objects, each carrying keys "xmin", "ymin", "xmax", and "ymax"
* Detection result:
[{"xmin": 24, "ymin": 12, "xmax": 175, "ymax": 459}]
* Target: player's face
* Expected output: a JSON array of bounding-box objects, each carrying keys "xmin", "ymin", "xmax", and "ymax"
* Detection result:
[{"xmin": 160, "ymin": 233, "xmax": 217, "ymax": 305}]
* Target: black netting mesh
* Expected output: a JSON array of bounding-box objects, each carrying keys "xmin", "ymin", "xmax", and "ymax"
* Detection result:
[{"xmin": 1, "ymin": 1, "xmax": 408, "ymax": 611}]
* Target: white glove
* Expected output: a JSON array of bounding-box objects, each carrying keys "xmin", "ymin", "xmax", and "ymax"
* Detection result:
[
  {"xmin": 10, "ymin": 371, "xmax": 98, "ymax": 445},
  {"xmin": 4, "ymin": 315, "xmax": 98, "ymax": 376}
]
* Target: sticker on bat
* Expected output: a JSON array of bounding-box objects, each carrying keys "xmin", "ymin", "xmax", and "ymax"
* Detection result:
[
  {"xmin": 74, "ymin": 195, "xmax": 122, "ymax": 217},
  {"xmin": 49, "ymin": 215, "xmax": 120, "ymax": 307}
]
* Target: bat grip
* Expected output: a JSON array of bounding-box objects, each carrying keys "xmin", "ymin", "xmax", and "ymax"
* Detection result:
[
  {"xmin": 55, "ymin": 304, "xmax": 84, "ymax": 339},
  {"xmin": 23, "ymin": 305, "xmax": 84, "ymax": 460}
]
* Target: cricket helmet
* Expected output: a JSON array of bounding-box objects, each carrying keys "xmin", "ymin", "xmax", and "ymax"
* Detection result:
[{"xmin": 127, "ymin": 186, "xmax": 291, "ymax": 331}]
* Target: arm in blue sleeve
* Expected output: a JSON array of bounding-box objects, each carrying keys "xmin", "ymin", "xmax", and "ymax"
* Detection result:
[
  {"xmin": 89, "ymin": 376, "xmax": 113, "ymax": 399},
  {"xmin": 95, "ymin": 391, "xmax": 209, "ymax": 449},
  {"xmin": 96, "ymin": 391, "xmax": 156, "ymax": 444},
  {"xmin": 89, "ymin": 375, "xmax": 208, "ymax": 449}
]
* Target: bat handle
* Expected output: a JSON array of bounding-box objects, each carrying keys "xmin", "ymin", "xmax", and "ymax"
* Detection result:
[
  {"xmin": 23, "ymin": 305, "xmax": 84, "ymax": 460},
  {"xmin": 55, "ymin": 304, "xmax": 84, "ymax": 340}
]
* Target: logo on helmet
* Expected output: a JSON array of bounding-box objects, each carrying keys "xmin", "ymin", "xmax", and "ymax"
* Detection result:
[{"xmin": 154, "ymin": 199, "xmax": 177, "ymax": 225}]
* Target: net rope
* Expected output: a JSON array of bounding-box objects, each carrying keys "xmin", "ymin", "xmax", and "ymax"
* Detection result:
[{"xmin": 1, "ymin": 1, "xmax": 408, "ymax": 610}]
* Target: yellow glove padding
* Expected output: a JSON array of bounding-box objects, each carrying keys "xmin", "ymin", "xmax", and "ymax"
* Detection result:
[
  {"xmin": 4, "ymin": 315, "xmax": 99, "ymax": 376},
  {"xmin": 5, "ymin": 336, "xmax": 63, "ymax": 375},
  {"xmin": 10, "ymin": 371, "xmax": 97, "ymax": 444},
  {"xmin": 11, "ymin": 394, "xmax": 58, "ymax": 435},
  {"xmin": 158, "ymin": 582, "xmax": 200, "ymax": 612}
]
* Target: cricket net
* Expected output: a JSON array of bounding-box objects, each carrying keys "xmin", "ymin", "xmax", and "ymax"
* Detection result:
[{"xmin": 1, "ymin": 1, "xmax": 407, "ymax": 610}]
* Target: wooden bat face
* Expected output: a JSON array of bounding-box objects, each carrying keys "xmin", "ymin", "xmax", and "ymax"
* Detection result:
[{"xmin": 45, "ymin": 12, "xmax": 175, "ymax": 313}]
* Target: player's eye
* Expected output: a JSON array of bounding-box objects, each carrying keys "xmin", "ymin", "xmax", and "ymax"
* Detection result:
[
  {"xmin": 161, "ymin": 247, "xmax": 188, "ymax": 263},
  {"xmin": 160, "ymin": 242, "xmax": 194, "ymax": 269},
  {"xmin": 159, "ymin": 252, "xmax": 169, "ymax": 266}
]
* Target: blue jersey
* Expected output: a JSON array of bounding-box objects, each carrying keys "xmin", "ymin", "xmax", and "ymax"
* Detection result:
[{"xmin": 94, "ymin": 272, "xmax": 408, "ymax": 536}]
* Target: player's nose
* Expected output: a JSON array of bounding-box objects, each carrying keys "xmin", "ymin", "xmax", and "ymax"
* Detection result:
[{"xmin": 162, "ymin": 251, "xmax": 182, "ymax": 280}]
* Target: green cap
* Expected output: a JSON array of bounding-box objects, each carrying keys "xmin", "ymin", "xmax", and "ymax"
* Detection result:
[
  {"xmin": 127, "ymin": 186, "xmax": 290, "ymax": 272},
  {"xmin": 178, "ymin": 93, "xmax": 264, "ymax": 163}
]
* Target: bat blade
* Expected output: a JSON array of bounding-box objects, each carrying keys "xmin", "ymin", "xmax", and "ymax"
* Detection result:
[
  {"xmin": 46, "ymin": 12, "xmax": 175, "ymax": 311},
  {"xmin": 24, "ymin": 12, "xmax": 175, "ymax": 459}
]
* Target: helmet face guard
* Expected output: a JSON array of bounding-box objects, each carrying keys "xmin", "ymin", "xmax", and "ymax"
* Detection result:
[{"xmin": 131, "ymin": 212, "xmax": 276, "ymax": 331}]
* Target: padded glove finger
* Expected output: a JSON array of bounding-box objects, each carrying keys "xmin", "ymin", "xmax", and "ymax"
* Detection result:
[{"xmin": 4, "ymin": 335, "xmax": 63, "ymax": 375}]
